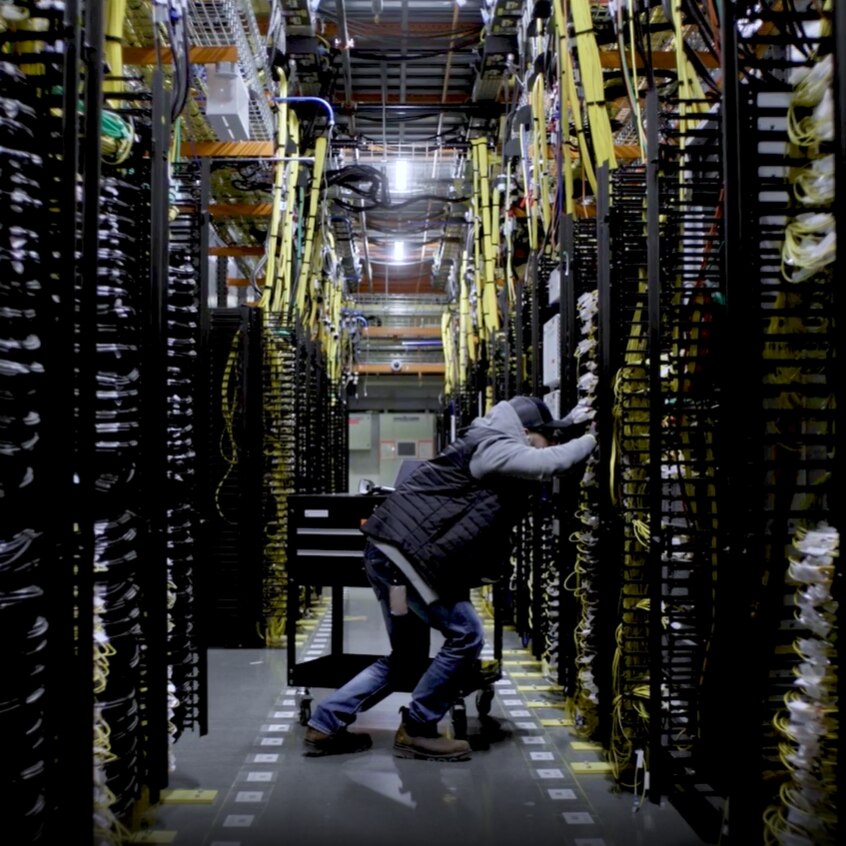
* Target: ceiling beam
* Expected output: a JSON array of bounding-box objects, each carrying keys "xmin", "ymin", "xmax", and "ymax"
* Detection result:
[
  {"xmin": 598, "ymin": 49, "xmax": 719, "ymax": 70},
  {"xmin": 123, "ymin": 45, "xmax": 238, "ymax": 65},
  {"xmin": 209, "ymin": 246, "xmax": 264, "ymax": 257}
]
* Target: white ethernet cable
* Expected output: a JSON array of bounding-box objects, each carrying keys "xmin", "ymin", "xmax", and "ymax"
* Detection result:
[{"xmin": 766, "ymin": 523, "xmax": 838, "ymax": 846}]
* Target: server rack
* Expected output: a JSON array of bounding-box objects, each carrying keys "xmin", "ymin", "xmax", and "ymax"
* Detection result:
[
  {"xmin": 719, "ymin": 3, "xmax": 839, "ymax": 843},
  {"xmin": 205, "ymin": 306, "xmax": 265, "ymax": 646}
]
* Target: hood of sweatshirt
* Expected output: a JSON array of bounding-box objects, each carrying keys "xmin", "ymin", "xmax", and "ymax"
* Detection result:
[{"xmin": 467, "ymin": 400, "xmax": 529, "ymax": 442}]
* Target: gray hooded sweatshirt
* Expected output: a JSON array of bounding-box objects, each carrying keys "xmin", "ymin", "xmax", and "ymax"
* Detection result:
[{"xmin": 361, "ymin": 401, "xmax": 596, "ymax": 597}]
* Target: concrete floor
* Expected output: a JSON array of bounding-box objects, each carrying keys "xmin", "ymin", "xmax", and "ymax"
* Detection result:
[{"xmin": 144, "ymin": 588, "xmax": 718, "ymax": 846}]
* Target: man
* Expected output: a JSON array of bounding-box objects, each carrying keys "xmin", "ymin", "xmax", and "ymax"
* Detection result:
[{"xmin": 303, "ymin": 395, "xmax": 597, "ymax": 761}]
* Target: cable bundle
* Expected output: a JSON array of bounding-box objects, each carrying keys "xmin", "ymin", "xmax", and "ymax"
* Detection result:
[
  {"xmin": 92, "ymin": 178, "xmax": 144, "ymax": 491},
  {"xmin": 765, "ymin": 524, "xmax": 838, "ymax": 846},
  {"xmin": 539, "ymin": 499, "xmax": 559, "ymax": 676},
  {"xmin": 781, "ymin": 212, "xmax": 835, "ymax": 284},
  {"xmin": 602, "ymin": 165, "xmax": 652, "ymax": 785},
  {"xmin": 165, "ymin": 166, "xmax": 203, "ymax": 744},
  {"xmin": 0, "ymin": 533, "xmax": 47, "ymax": 842},
  {"xmin": 93, "ymin": 511, "xmax": 145, "ymax": 845},
  {"xmin": 787, "ymin": 54, "xmax": 834, "ymax": 150},
  {"xmin": 1, "ymin": 60, "xmax": 44, "ymax": 514},
  {"xmin": 90, "ymin": 173, "xmax": 148, "ymax": 839},
  {"xmin": 261, "ymin": 313, "xmax": 296, "ymax": 647},
  {"xmin": 565, "ymin": 287, "xmax": 601, "ymax": 736},
  {"xmin": 1, "ymin": 57, "xmax": 49, "ymax": 843},
  {"xmin": 782, "ymin": 49, "xmax": 835, "ymax": 285}
]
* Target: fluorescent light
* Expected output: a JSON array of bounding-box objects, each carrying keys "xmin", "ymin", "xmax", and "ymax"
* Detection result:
[
  {"xmin": 393, "ymin": 241, "xmax": 405, "ymax": 260},
  {"xmin": 394, "ymin": 160, "xmax": 409, "ymax": 193}
]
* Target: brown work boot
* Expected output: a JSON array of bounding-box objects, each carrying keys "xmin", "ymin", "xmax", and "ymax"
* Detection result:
[
  {"xmin": 303, "ymin": 726, "xmax": 372, "ymax": 757},
  {"xmin": 394, "ymin": 707, "xmax": 471, "ymax": 762}
]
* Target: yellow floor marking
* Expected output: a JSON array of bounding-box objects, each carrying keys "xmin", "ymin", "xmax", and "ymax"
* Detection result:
[
  {"xmin": 571, "ymin": 741, "xmax": 604, "ymax": 751},
  {"xmin": 525, "ymin": 700, "xmax": 567, "ymax": 710},
  {"xmin": 540, "ymin": 718, "xmax": 573, "ymax": 727},
  {"xmin": 516, "ymin": 684, "xmax": 563, "ymax": 693},
  {"xmin": 570, "ymin": 761, "xmax": 614, "ymax": 774},
  {"xmin": 503, "ymin": 659, "xmax": 542, "ymax": 667},
  {"xmin": 508, "ymin": 671, "xmax": 544, "ymax": 678},
  {"xmin": 159, "ymin": 789, "xmax": 217, "ymax": 804}
]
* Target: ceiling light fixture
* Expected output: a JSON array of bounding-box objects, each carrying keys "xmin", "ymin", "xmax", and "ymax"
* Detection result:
[
  {"xmin": 394, "ymin": 159, "xmax": 409, "ymax": 193},
  {"xmin": 394, "ymin": 241, "xmax": 405, "ymax": 261}
]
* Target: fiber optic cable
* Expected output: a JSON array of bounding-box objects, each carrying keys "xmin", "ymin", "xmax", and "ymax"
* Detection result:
[
  {"xmin": 552, "ymin": 0, "xmax": 576, "ymax": 215},
  {"xmin": 442, "ymin": 309, "xmax": 457, "ymax": 396},
  {"xmin": 765, "ymin": 524, "xmax": 838, "ymax": 845},
  {"xmin": 262, "ymin": 70, "xmax": 289, "ymax": 312},
  {"xmin": 570, "ymin": 0, "xmax": 617, "ymax": 171},
  {"xmin": 471, "ymin": 137, "xmax": 500, "ymax": 336},
  {"xmin": 617, "ymin": 1, "xmax": 647, "ymax": 159},
  {"xmin": 294, "ymin": 133, "xmax": 328, "ymax": 322},
  {"xmin": 555, "ymin": 0, "xmax": 596, "ymax": 195},
  {"xmin": 104, "ymin": 0, "xmax": 127, "ymax": 95}
]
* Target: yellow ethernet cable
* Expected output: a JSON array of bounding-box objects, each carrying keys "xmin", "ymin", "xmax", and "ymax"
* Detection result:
[
  {"xmin": 570, "ymin": 0, "xmax": 617, "ymax": 171},
  {"xmin": 555, "ymin": 0, "xmax": 597, "ymax": 196},
  {"xmin": 552, "ymin": 0, "xmax": 576, "ymax": 215},
  {"xmin": 262, "ymin": 71, "xmax": 289, "ymax": 312},
  {"xmin": 294, "ymin": 134, "xmax": 327, "ymax": 320},
  {"xmin": 472, "ymin": 138, "xmax": 500, "ymax": 336},
  {"xmin": 441, "ymin": 309, "xmax": 456, "ymax": 396}
]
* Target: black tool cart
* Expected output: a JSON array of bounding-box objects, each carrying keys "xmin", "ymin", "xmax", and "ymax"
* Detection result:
[{"xmin": 286, "ymin": 491, "xmax": 502, "ymax": 739}]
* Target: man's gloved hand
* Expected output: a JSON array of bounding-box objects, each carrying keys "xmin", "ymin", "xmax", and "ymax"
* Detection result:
[
  {"xmin": 560, "ymin": 403, "xmax": 595, "ymax": 428},
  {"xmin": 555, "ymin": 403, "xmax": 596, "ymax": 441}
]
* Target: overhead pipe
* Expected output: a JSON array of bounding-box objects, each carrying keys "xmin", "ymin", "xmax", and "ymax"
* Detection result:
[{"xmin": 273, "ymin": 96, "xmax": 336, "ymax": 129}]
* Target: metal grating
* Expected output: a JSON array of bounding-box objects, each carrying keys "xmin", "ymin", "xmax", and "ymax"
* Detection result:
[{"xmin": 187, "ymin": 0, "xmax": 274, "ymax": 140}]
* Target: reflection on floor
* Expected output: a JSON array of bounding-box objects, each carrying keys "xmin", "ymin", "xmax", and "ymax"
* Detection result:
[{"xmin": 145, "ymin": 588, "xmax": 716, "ymax": 846}]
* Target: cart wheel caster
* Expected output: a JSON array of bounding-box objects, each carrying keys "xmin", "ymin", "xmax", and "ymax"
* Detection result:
[
  {"xmin": 299, "ymin": 697, "xmax": 312, "ymax": 726},
  {"xmin": 476, "ymin": 685, "xmax": 494, "ymax": 718},
  {"xmin": 451, "ymin": 701, "xmax": 468, "ymax": 740}
]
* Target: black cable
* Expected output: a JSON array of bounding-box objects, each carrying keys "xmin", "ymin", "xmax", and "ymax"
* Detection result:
[{"xmin": 681, "ymin": 0, "xmax": 720, "ymax": 60}]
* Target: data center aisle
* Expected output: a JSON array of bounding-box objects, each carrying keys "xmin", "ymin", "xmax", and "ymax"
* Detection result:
[{"xmin": 147, "ymin": 589, "xmax": 715, "ymax": 846}]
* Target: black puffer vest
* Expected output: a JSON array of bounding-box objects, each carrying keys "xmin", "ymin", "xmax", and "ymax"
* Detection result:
[{"xmin": 361, "ymin": 427, "xmax": 532, "ymax": 596}]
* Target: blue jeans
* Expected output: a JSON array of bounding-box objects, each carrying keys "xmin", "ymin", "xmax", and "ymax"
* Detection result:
[{"xmin": 308, "ymin": 543, "xmax": 485, "ymax": 735}]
